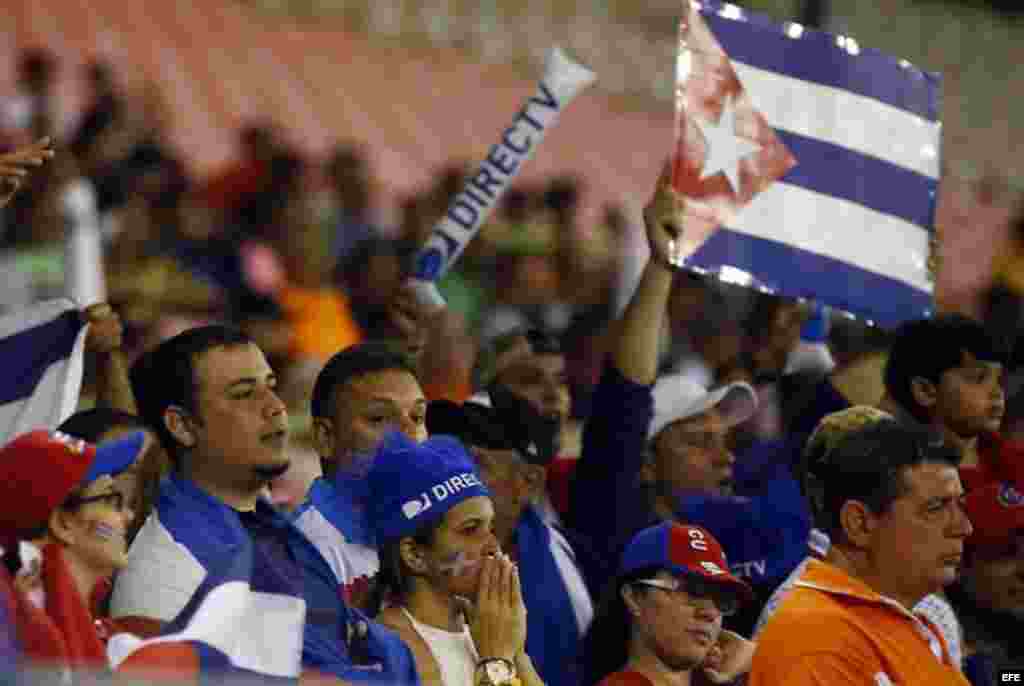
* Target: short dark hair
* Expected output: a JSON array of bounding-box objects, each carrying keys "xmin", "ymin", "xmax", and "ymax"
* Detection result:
[
  {"xmin": 801, "ymin": 419, "xmax": 961, "ymax": 543},
  {"xmin": 129, "ymin": 325, "xmax": 253, "ymax": 467},
  {"xmin": 57, "ymin": 408, "xmax": 148, "ymax": 444},
  {"xmin": 884, "ymin": 315, "xmax": 1004, "ymax": 422},
  {"xmin": 310, "ymin": 342, "xmax": 417, "ymax": 420}
]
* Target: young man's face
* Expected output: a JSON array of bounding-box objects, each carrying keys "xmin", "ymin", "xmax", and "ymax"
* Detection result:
[
  {"xmin": 933, "ymin": 352, "xmax": 1005, "ymax": 438},
  {"xmin": 190, "ymin": 343, "xmax": 290, "ymax": 487},
  {"xmin": 322, "ymin": 368, "xmax": 427, "ymax": 469},
  {"xmin": 868, "ymin": 462, "xmax": 972, "ymax": 605},
  {"xmin": 651, "ymin": 408, "xmax": 736, "ymax": 497}
]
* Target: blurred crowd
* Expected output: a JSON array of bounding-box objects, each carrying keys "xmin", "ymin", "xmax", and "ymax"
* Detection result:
[
  {"xmin": 0, "ymin": 45, "xmax": 1023, "ymax": 686},
  {"xmin": 0, "ymin": 49, "xmax": 635, "ymax": 433}
]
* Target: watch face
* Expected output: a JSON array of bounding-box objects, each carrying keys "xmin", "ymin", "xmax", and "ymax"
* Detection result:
[{"xmin": 485, "ymin": 661, "xmax": 514, "ymax": 683}]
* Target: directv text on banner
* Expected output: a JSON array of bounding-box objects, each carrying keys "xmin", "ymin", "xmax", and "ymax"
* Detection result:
[{"xmin": 409, "ymin": 47, "xmax": 596, "ymax": 310}]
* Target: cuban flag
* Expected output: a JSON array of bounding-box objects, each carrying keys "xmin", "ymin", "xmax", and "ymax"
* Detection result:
[
  {"xmin": 108, "ymin": 535, "xmax": 306, "ymax": 683},
  {"xmin": 0, "ymin": 299, "xmax": 87, "ymax": 445},
  {"xmin": 672, "ymin": 0, "xmax": 940, "ymax": 327}
]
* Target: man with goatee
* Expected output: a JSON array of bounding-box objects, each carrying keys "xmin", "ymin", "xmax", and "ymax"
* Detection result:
[{"xmin": 110, "ymin": 326, "xmax": 419, "ymax": 684}]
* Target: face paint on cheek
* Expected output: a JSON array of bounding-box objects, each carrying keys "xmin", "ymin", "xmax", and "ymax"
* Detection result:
[
  {"xmin": 438, "ymin": 551, "xmax": 483, "ymax": 578},
  {"xmin": 90, "ymin": 522, "xmax": 123, "ymax": 542}
]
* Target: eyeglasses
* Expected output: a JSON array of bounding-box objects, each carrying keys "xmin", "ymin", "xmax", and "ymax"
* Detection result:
[
  {"xmin": 632, "ymin": 576, "xmax": 740, "ymax": 616},
  {"xmin": 63, "ymin": 491, "xmax": 127, "ymax": 512}
]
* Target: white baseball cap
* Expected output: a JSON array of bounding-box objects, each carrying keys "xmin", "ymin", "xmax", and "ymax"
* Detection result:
[{"xmin": 648, "ymin": 374, "xmax": 758, "ymax": 441}]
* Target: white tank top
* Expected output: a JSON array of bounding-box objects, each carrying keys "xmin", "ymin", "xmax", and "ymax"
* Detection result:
[{"xmin": 401, "ymin": 607, "xmax": 480, "ymax": 686}]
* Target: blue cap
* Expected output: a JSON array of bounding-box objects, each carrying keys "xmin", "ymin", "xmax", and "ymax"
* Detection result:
[
  {"xmin": 618, "ymin": 522, "xmax": 752, "ymax": 602},
  {"xmin": 367, "ymin": 432, "xmax": 490, "ymax": 542},
  {"xmin": 81, "ymin": 431, "xmax": 147, "ymax": 485}
]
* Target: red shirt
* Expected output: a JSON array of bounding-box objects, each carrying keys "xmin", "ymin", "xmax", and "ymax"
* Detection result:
[
  {"xmin": 962, "ymin": 432, "xmax": 1024, "ymax": 492},
  {"xmin": 597, "ymin": 670, "xmax": 655, "ymax": 686}
]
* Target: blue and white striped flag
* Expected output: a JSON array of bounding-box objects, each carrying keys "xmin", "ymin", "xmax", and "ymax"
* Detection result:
[
  {"xmin": 108, "ymin": 532, "xmax": 305, "ymax": 682},
  {"xmin": 672, "ymin": 0, "xmax": 940, "ymax": 327},
  {"xmin": 0, "ymin": 299, "xmax": 87, "ymax": 445}
]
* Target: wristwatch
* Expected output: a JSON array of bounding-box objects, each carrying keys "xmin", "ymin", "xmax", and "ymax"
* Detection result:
[{"xmin": 476, "ymin": 657, "xmax": 518, "ymax": 686}]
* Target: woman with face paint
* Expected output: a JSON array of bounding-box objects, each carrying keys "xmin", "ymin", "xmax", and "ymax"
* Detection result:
[
  {"xmin": 367, "ymin": 432, "xmax": 545, "ymax": 686},
  {"xmin": 0, "ymin": 430, "xmax": 146, "ymax": 679}
]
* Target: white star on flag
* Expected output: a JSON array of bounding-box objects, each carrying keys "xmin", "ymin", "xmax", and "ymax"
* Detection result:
[{"xmin": 694, "ymin": 95, "xmax": 761, "ymax": 193}]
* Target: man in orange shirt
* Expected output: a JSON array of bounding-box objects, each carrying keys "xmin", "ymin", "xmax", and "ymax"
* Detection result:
[{"xmin": 751, "ymin": 419, "xmax": 973, "ymax": 685}]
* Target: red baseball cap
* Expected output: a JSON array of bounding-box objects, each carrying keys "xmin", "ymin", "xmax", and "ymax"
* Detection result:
[
  {"xmin": 0, "ymin": 429, "xmax": 147, "ymax": 538},
  {"xmin": 618, "ymin": 521, "xmax": 753, "ymax": 604},
  {"xmin": 964, "ymin": 481, "xmax": 1024, "ymax": 558}
]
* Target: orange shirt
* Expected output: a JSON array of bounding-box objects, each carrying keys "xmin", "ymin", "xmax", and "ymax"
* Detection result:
[
  {"xmin": 278, "ymin": 286, "xmax": 363, "ymax": 361},
  {"xmin": 750, "ymin": 559, "xmax": 968, "ymax": 686}
]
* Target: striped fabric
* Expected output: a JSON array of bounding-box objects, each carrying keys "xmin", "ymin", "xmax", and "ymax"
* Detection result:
[
  {"xmin": 108, "ymin": 527, "xmax": 305, "ymax": 682},
  {"xmin": 675, "ymin": 0, "xmax": 941, "ymax": 327},
  {"xmin": 0, "ymin": 299, "xmax": 87, "ymax": 445}
]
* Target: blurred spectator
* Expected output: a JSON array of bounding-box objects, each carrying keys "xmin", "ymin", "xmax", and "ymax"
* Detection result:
[
  {"xmin": 1, "ymin": 49, "xmax": 58, "ymax": 146},
  {"xmin": 265, "ymin": 157, "xmax": 364, "ymax": 368},
  {"xmin": 299, "ymin": 342, "xmax": 428, "ymax": 611},
  {"xmin": 57, "ymin": 408, "xmax": 167, "ymax": 544},
  {"xmin": 104, "ymin": 184, "xmax": 223, "ymax": 339},
  {"xmin": 751, "ymin": 421, "xmax": 970, "ymax": 685},
  {"xmin": 781, "ymin": 314, "xmax": 892, "ymax": 444},
  {"xmin": 418, "ymin": 306, "xmax": 476, "ymax": 404},
  {"xmin": 662, "ymin": 273, "xmax": 745, "ymax": 387},
  {"xmin": 199, "ymin": 122, "xmax": 284, "ymax": 228},
  {"xmin": 743, "ymin": 294, "xmax": 808, "ymax": 385},
  {"xmin": 336, "ymin": 237, "xmax": 431, "ymax": 362},
  {"xmin": 986, "ymin": 198, "xmax": 1024, "ymax": 367},
  {"xmin": 946, "ymin": 482, "xmax": 1024, "ymax": 684},
  {"xmin": 560, "ymin": 303, "xmax": 613, "ymax": 423},
  {"xmin": 580, "ymin": 522, "xmax": 754, "ymax": 686},
  {"xmin": 473, "ymin": 328, "xmax": 569, "ymax": 437},
  {"xmin": 68, "ymin": 61, "xmax": 122, "ymax": 175},
  {"xmin": 368, "ymin": 432, "xmax": 544, "ymax": 686},
  {"xmin": 0, "ymin": 430, "xmax": 146, "ymax": 676},
  {"xmin": 471, "ymin": 328, "xmax": 571, "ymax": 520},
  {"xmin": 324, "ymin": 142, "xmax": 382, "ymax": 262},
  {"xmin": 426, "ymin": 392, "xmax": 591, "ymax": 686},
  {"xmin": 425, "ymin": 163, "xmax": 470, "ymax": 228},
  {"xmin": 0, "ymin": 561, "xmax": 19, "ymax": 677}
]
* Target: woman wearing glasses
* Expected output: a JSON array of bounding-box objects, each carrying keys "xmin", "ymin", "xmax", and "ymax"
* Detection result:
[
  {"xmin": 0, "ymin": 429, "xmax": 146, "ymax": 678},
  {"xmin": 580, "ymin": 522, "xmax": 756, "ymax": 686}
]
